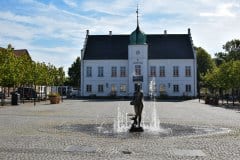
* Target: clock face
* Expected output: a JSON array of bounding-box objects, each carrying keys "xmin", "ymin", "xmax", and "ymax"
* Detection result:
[{"xmin": 136, "ymin": 50, "xmax": 140, "ymax": 55}]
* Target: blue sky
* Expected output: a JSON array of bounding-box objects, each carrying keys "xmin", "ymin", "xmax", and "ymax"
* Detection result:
[{"xmin": 0, "ymin": 0, "xmax": 240, "ymax": 74}]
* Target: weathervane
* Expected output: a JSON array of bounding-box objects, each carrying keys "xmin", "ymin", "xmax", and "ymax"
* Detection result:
[{"xmin": 136, "ymin": 4, "xmax": 139, "ymax": 27}]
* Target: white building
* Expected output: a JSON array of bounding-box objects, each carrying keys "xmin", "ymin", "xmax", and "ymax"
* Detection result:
[{"xmin": 80, "ymin": 19, "xmax": 197, "ymax": 98}]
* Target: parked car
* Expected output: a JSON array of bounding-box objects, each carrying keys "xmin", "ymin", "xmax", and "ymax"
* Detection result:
[
  {"xmin": 0, "ymin": 92, "xmax": 5, "ymax": 99},
  {"xmin": 17, "ymin": 87, "xmax": 37, "ymax": 100}
]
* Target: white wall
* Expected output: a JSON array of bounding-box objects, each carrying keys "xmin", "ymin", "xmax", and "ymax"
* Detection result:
[
  {"xmin": 82, "ymin": 59, "xmax": 197, "ymax": 97},
  {"xmin": 82, "ymin": 60, "xmax": 128, "ymax": 96},
  {"xmin": 148, "ymin": 59, "xmax": 197, "ymax": 96}
]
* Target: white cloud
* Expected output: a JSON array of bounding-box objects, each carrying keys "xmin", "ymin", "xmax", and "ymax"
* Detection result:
[
  {"xmin": 1, "ymin": 0, "xmax": 240, "ymax": 73},
  {"xmin": 63, "ymin": 0, "xmax": 77, "ymax": 8},
  {"xmin": 0, "ymin": 1, "xmax": 88, "ymax": 73},
  {"xmin": 0, "ymin": 20, "xmax": 36, "ymax": 41},
  {"xmin": 81, "ymin": 0, "xmax": 135, "ymax": 16},
  {"xmin": 0, "ymin": 11, "xmax": 33, "ymax": 24},
  {"xmin": 200, "ymin": 3, "xmax": 238, "ymax": 17},
  {"xmin": 29, "ymin": 46, "xmax": 81, "ymax": 72},
  {"xmin": 0, "ymin": 11, "xmax": 87, "ymax": 43}
]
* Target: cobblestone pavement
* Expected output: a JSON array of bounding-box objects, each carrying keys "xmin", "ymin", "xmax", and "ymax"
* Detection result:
[{"xmin": 1, "ymin": 99, "xmax": 240, "ymax": 159}]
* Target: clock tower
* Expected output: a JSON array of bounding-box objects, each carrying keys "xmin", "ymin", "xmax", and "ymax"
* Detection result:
[{"xmin": 128, "ymin": 7, "xmax": 148, "ymax": 96}]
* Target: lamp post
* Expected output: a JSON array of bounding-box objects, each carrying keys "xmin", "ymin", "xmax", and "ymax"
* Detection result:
[
  {"xmin": 61, "ymin": 84, "xmax": 63, "ymax": 102},
  {"xmin": 57, "ymin": 75, "xmax": 63, "ymax": 102},
  {"xmin": 34, "ymin": 63, "xmax": 36, "ymax": 106}
]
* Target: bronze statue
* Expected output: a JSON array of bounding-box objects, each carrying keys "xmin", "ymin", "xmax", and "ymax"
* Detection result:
[{"xmin": 130, "ymin": 84, "xmax": 144, "ymax": 132}]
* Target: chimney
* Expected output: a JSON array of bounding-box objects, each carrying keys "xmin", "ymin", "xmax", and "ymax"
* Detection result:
[
  {"xmin": 188, "ymin": 28, "xmax": 191, "ymax": 35},
  {"xmin": 164, "ymin": 30, "xmax": 167, "ymax": 35},
  {"xmin": 109, "ymin": 31, "xmax": 112, "ymax": 36},
  {"xmin": 86, "ymin": 30, "xmax": 89, "ymax": 36}
]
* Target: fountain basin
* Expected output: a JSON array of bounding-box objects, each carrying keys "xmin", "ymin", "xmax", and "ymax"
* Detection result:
[{"xmin": 53, "ymin": 123, "xmax": 230, "ymax": 139}]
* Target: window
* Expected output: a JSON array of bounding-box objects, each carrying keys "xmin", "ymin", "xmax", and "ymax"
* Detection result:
[
  {"xmin": 173, "ymin": 85, "xmax": 179, "ymax": 92},
  {"xmin": 186, "ymin": 85, "xmax": 191, "ymax": 92},
  {"xmin": 111, "ymin": 66, "xmax": 117, "ymax": 77},
  {"xmin": 150, "ymin": 66, "xmax": 156, "ymax": 77},
  {"xmin": 120, "ymin": 84, "xmax": 127, "ymax": 92},
  {"xmin": 120, "ymin": 66, "xmax": 126, "ymax": 77},
  {"xmin": 159, "ymin": 66, "xmax": 165, "ymax": 77},
  {"xmin": 160, "ymin": 84, "xmax": 166, "ymax": 95},
  {"xmin": 98, "ymin": 84, "xmax": 104, "ymax": 92},
  {"xmin": 173, "ymin": 66, "xmax": 179, "ymax": 77},
  {"xmin": 185, "ymin": 66, "xmax": 191, "ymax": 77},
  {"xmin": 135, "ymin": 65, "xmax": 141, "ymax": 76},
  {"xmin": 111, "ymin": 84, "xmax": 117, "ymax": 92},
  {"xmin": 86, "ymin": 67, "xmax": 92, "ymax": 77},
  {"xmin": 149, "ymin": 83, "xmax": 157, "ymax": 94},
  {"xmin": 86, "ymin": 85, "xmax": 92, "ymax": 92},
  {"xmin": 98, "ymin": 67, "xmax": 104, "ymax": 77},
  {"xmin": 160, "ymin": 84, "xmax": 166, "ymax": 92}
]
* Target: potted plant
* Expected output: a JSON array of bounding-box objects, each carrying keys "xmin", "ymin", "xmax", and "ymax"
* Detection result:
[{"xmin": 48, "ymin": 93, "xmax": 60, "ymax": 104}]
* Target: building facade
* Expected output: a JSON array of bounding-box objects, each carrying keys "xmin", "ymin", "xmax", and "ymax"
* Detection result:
[{"xmin": 80, "ymin": 24, "xmax": 197, "ymax": 97}]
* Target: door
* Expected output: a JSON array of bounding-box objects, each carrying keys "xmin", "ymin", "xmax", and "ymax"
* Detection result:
[{"xmin": 134, "ymin": 83, "xmax": 142, "ymax": 92}]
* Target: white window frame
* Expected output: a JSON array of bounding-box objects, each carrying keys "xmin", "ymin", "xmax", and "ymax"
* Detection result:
[
  {"xmin": 185, "ymin": 66, "xmax": 191, "ymax": 77},
  {"xmin": 173, "ymin": 66, "xmax": 179, "ymax": 77},
  {"xmin": 186, "ymin": 84, "xmax": 191, "ymax": 92},
  {"xmin": 86, "ymin": 84, "xmax": 92, "ymax": 92},
  {"xmin": 120, "ymin": 66, "xmax": 126, "ymax": 77},
  {"xmin": 135, "ymin": 65, "xmax": 141, "ymax": 76},
  {"xmin": 150, "ymin": 66, "xmax": 156, "ymax": 77},
  {"xmin": 98, "ymin": 66, "xmax": 104, "ymax": 77},
  {"xmin": 86, "ymin": 66, "xmax": 92, "ymax": 77},
  {"xmin": 111, "ymin": 66, "xmax": 117, "ymax": 77},
  {"xmin": 173, "ymin": 84, "xmax": 179, "ymax": 92},
  {"xmin": 98, "ymin": 84, "xmax": 104, "ymax": 92},
  {"xmin": 159, "ymin": 66, "xmax": 165, "ymax": 77}
]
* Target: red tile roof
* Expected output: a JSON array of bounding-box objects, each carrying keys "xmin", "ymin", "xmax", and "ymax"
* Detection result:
[{"xmin": 13, "ymin": 49, "xmax": 32, "ymax": 60}]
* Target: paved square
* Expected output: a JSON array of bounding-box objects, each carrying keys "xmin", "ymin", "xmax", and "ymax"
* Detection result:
[{"xmin": 1, "ymin": 99, "xmax": 240, "ymax": 159}]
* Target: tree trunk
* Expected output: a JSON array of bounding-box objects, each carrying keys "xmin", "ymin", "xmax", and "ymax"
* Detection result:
[
  {"xmin": 8, "ymin": 87, "xmax": 10, "ymax": 97},
  {"xmin": 232, "ymin": 88, "xmax": 235, "ymax": 106},
  {"xmin": 1, "ymin": 87, "xmax": 4, "ymax": 106}
]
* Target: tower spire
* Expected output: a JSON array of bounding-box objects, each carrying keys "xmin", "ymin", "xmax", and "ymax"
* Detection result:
[
  {"xmin": 136, "ymin": 4, "xmax": 139, "ymax": 27},
  {"xmin": 130, "ymin": 4, "xmax": 146, "ymax": 45}
]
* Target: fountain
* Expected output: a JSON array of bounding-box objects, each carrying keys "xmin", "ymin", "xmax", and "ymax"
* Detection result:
[
  {"xmin": 52, "ymin": 79, "xmax": 230, "ymax": 138},
  {"xmin": 113, "ymin": 78, "xmax": 164, "ymax": 133}
]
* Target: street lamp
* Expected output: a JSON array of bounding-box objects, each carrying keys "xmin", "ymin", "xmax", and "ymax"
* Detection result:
[
  {"xmin": 57, "ymin": 75, "xmax": 63, "ymax": 102},
  {"xmin": 33, "ymin": 63, "xmax": 36, "ymax": 106},
  {"xmin": 61, "ymin": 84, "xmax": 63, "ymax": 102}
]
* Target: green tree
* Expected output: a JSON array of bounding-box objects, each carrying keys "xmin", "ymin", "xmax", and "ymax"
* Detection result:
[
  {"xmin": 195, "ymin": 47, "xmax": 215, "ymax": 95},
  {"xmin": 0, "ymin": 47, "xmax": 17, "ymax": 88},
  {"xmin": 67, "ymin": 57, "xmax": 80, "ymax": 88},
  {"xmin": 204, "ymin": 60, "xmax": 240, "ymax": 105},
  {"xmin": 1, "ymin": 45, "xmax": 34, "ymax": 88},
  {"xmin": 57, "ymin": 67, "xmax": 65, "ymax": 86},
  {"xmin": 204, "ymin": 68, "xmax": 220, "ymax": 91},
  {"xmin": 196, "ymin": 47, "xmax": 215, "ymax": 76},
  {"xmin": 215, "ymin": 39, "xmax": 240, "ymax": 62},
  {"xmin": 0, "ymin": 48, "xmax": 5, "ymax": 84},
  {"xmin": 38, "ymin": 62, "xmax": 49, "ymax": 86},
  {"xmin": 47, "ymin": 64, "xmax": 58, "ymax": 86},
  {"xmin": 1, "ymin": 45, "xmax": 67, "ymax": 99},
  {"xmin": 17, "ymin": 54, "xmax": 33, "ymax": 86},
  {"xmin": 0, "ymin": 48, "xmax": 7, "ymax": 89}
]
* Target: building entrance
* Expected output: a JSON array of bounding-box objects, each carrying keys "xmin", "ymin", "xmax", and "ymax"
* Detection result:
[{"xmin": 134, "ymin": 83, "xmax": 142, "ymax": 91}]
